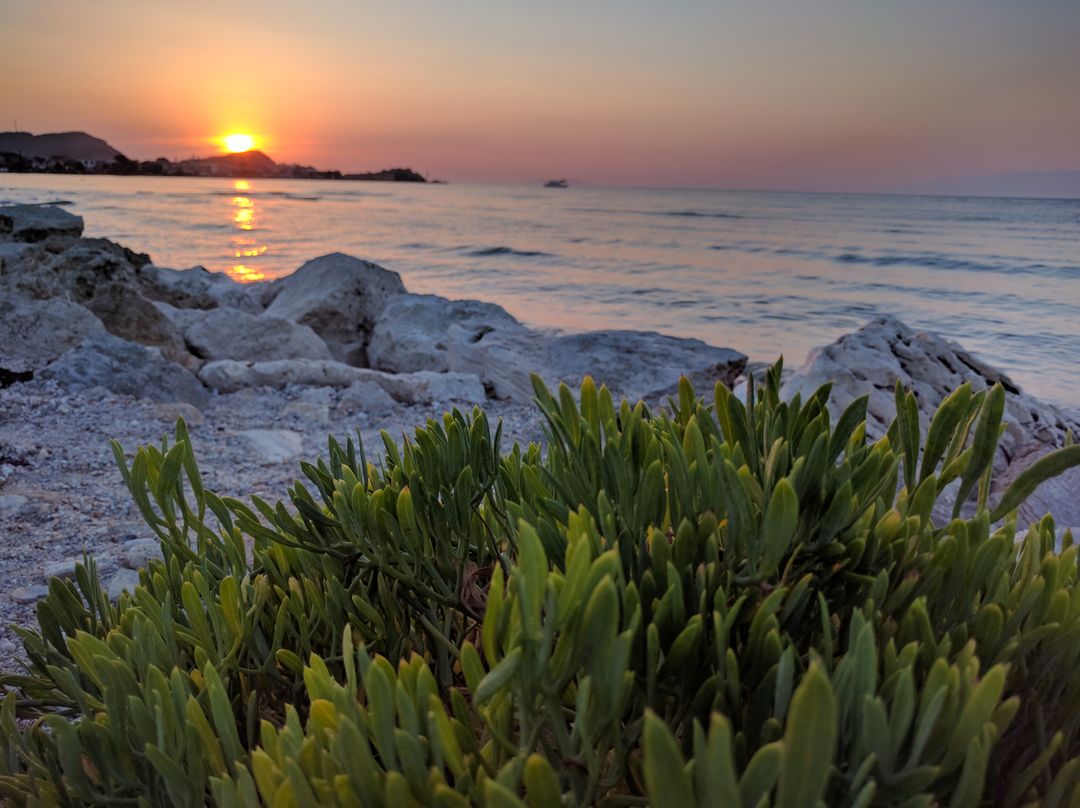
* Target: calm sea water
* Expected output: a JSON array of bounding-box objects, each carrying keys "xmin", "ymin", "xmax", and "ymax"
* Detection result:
[{"xmin": 2, "ymin": 174, "xmax": 1078, "ymax": 404}]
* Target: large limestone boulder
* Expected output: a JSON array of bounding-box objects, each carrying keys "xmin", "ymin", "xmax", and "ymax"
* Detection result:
[
  {"xmin": 0, "ymin": 204, "xmax": 83, "ymax": 245},
  {"xmin": 82, "ymin": 283, "xmax": 196, "ymax": 370},
  {"xmin": 41, "ymin": 333, "xmax": 209, "ymax": 408},
  {"xmin": 368, "ymin": 293, "xmax": 747, "ymax": 402},
  {"xmin": 546, "ymin": 330, "xmax": 747, "ymax": 403},
  {"xmin": 139, "ymin": 265, "xmax": 265, "ymax": 313},
  {"xmin": 367, "ymin": 294, "xmax": 532, "ymax": 398},
  {"xmin": 264, "ymin": 253, "xmax": 406, "ymax": 365},
  {"xmin": 0, "ymin": 296, "xmax": 106, "ymax": 375},
  {"xmin": 374, "ymin": 370, "xmax": 486, "ymax": 405},
  {"xmin": 781, "ymin": 316, "xmax": 1080, "ymax": 528},
  {"xmin": 2, "ymin": 237, "xmax": 145, "ymax": 302},
  {"xmin": 180, "ymin": 308, "xmax": 333, "ymax": 363}
]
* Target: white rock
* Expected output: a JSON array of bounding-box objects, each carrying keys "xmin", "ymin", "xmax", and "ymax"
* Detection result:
[
  {"xmin": 119, "ymin": 538, "xmax": 161, "ymax": 570},
  {"xmin": 368, "ymin": 293, "xmax": 747, "ymax": 402},
  {"xmin": 107, "ymin": 569, "xmax": 141, "ymax": 600},
  {"xmin": 41, "ymin": 333, "xmax": 209, "ymax": 407},
  {"xmin": 0, "ymin": 494, "xmax": 32, "ymax": 520},
  {"xmin": 0, "ymin": 204, "xmax": 83, "ymax": 243},
  {"xmin": 139, "ymin": 264, "xmax": 264, "ymax": 312},
  {"xmin": 200, "ymin": 358, "xmax": 487, "ymax": 406},
  {"xmin": 239, "ymin": 429, "xmax": 305, "ymax": 465},
  {"xmin": 545, "ymin": 330, "xmax": 747, "ymax": 403},
  {"xmin": 367, "ymin": 294, "xmax": 527, "ymax": 389},
  {"xmin": 82, "ymin": 282, "xmax": 195, "ymax": 369},
  {"xmin": 340, "ymin": 379, "xmax": 397, "ymax": 412},
  {"xmin": 200, "ymin": 358, "xmax": 383, "ymax": 392},
  {"xmin": 377, "ymin": 370, "xmax": 487, "ymax": 405},
  {"xmin": 0, "ymin": 296, "xmax": 107, "ymax": 374},
  {"xmin": 43, "ymin": 558, "xmax": 80, "ymax": 581},
  {"xmin": 281, "ymin": 387, "xmax": 333, "ymax": 427},
  {"xmin": 11, "ymin": 585, "xmax": 49, "ymax": 604},
  {"xmin": 264, "ymin": 253, "xmax": 406, "ymax": 365},
  {"xmin": 182, "ymin": 307, "xmax": 333, "ymax": 363},
  {"xmin": 781, "ymin": 315, "xmax": 1080, "ymax": 527},
  {"xmin": 153, "ymin": 401, "xmax": 205, "ymax": 425}
]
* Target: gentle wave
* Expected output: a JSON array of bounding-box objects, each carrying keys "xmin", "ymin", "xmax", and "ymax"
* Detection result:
[
  {"xmin": 2, "ymin": 175, "xmax": 1077, "ymax": 404},
  {"xmin": 665, "ymin": 210, "xmax": 743, "ymax": 219},
  {"xmin": 834, "ymin": 251, "xmax": 1078, "ymax": 278},
  {"xmin": 465, "ymin": 246, "xmax": 554, "ymax": 258}
]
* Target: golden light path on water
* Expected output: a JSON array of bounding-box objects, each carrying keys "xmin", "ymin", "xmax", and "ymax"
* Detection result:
[{"xmin": 228, "ymin": 179, "xmax": 267, "ymax": 282}]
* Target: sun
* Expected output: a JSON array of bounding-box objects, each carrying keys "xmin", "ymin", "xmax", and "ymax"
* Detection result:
[{"xmin": 222, "ymin": 133, "xmax": 255, "ymax": 153}]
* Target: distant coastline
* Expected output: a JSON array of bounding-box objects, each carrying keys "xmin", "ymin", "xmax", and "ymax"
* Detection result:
[{"xmin": 0, "ymin": 131, "xmax": 428, "ymax": 182}]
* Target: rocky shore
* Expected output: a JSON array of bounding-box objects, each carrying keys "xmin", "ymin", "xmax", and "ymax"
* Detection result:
[{"xmin": 1, "ymin": 202, "xmax": 1078, "ymax": 664}]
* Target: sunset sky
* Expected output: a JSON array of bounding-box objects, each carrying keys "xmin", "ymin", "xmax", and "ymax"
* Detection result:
[{"xmin": 2, "ymin": 0, "xmax": 1078, "ymax": 189}]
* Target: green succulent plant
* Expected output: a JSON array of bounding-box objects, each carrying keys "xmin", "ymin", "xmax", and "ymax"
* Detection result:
[{"xmin": 2, "ymin": 363, "xmax": 1080, "ymax": 807}]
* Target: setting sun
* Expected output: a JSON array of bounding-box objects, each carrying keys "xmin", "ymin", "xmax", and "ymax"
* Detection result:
[{"xmin": 222, "ymin": 133, "xmax": 255, "ymax": 153}]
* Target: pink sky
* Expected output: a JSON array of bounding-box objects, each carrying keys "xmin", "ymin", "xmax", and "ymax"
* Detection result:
[{"xmin": 2, "ymin": 0, "xmax": 1078, "ymax": 189}]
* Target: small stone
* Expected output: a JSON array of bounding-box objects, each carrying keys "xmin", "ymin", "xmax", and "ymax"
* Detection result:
[
  {"xmin": 106, "ymin": 569, "xmax": 141, "ymax": 600},
  {"xmin": 11, "ymin": 585, "xmax": 49, "ymax": 604},
  {"xmin": 339, "ymin": 379, "xmax": 396, "ymax": 413},
  {"xmin": 0, "ymin": 639, "xmax": 17, "ymax": 656},
  {"xmin": 120, "ymin": 538, "xmax": 161, "ymax": 570},
  {"xmin": 238, "ymin": 429, "xmax": 305, "ymax": 465},
  {"xmin": 43, "ymin": 558, "xmax": 81, "ymax": 581},
  {"xmin": 0, "ymin": 494, "xmax": 31, "ymax": 519},
  {"xmin": 281, "ymin": 399, "xmax": 330, "ymax": 427},
  {"xmin": 153, "ymin": 401, "xmax": 206, "ymax": 426}
]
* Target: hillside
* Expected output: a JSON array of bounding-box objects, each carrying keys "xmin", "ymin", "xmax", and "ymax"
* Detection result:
[{"xmin": 0, "ymin": 131, "xmax": 121, "ymax": 162}]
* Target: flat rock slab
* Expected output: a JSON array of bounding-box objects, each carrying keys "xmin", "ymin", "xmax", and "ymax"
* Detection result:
[
  {"xmin": 0, "ymin": 296, "xmax": 107, "ymax": 374},
  {"xmin": 43, "ymin": 558, "xmax": 80, "ymax": 582},
  {"xmin": 0, "ymin": 204, "xmax": 84, "ymax": 243},
  {"xmin": 11, "ymin": 585, "xmax": 49, "ymax": 604},
  {"xmin": 42, "ymin": 333, "xmax": 209, "ymax": 408},
  {"xmin": 239, "ymin": 429, "xmax": 305, "ymax": 465}
]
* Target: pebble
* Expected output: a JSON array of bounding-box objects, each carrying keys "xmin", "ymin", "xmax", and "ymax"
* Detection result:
[
  {"xmin": 119, "ymin": 538, "xmax": 161, "ymax": 570},
  {"xmin": 154, "ymin": 401, "xmax": 206, "ymax": 426},
  {"xmin": 0, "ymin": 494, "xmax": 31, "ymax": 519},
  {"xmin": 11, "ymin": 585, "xmax": 49, "ymax": 604},
  {"xmin": 107, "ymin": 569, "xmax": 142, "ymax": 600},
  {"xmin": 238, "ymin": 428, "xmax": 306, "ymax": 465},
  {"xmin": 43, "ymin": 558, "xmax": 81, "ymax": 581}
]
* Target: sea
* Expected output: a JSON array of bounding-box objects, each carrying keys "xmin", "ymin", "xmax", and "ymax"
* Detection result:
[{"xmin": 2, "ymin": 174, "xmax": 1078, "ymax": 405}]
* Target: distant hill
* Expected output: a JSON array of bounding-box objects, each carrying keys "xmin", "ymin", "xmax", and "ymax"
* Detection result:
[
  {"xmin": 905, "ymin": 170, "xmax": 1080, "ymax": 200},
  {"xmin": 176, "ymin": 150, "xmax": 279, "ymax": 177},
  {"xmin": 0, "ymin": 130, "xmax": 427, "ymax": 182},
  {"xmin": 0, "ymin": 131, "xmax": 122, "ymax": 162}
]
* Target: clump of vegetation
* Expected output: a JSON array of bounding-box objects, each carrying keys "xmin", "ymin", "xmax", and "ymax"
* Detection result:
[{"xmin": 2, "ymin": 364, "xmax": 1080, "ymax": 807}]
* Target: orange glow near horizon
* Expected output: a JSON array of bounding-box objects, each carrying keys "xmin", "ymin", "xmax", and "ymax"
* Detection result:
[{"xmin": 222, "ymin": 133, "xmax": 256, "ymax": 153}]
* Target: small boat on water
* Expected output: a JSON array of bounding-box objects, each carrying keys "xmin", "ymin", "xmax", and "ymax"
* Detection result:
[{"xmin": 544, "ymin": 179, "xmax": 568, "ymax": 188}]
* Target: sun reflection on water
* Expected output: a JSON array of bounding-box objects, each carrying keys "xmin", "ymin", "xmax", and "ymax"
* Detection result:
[{"xmin": 227, "ymin": 180, "xmax": 268, "ymax": 282}]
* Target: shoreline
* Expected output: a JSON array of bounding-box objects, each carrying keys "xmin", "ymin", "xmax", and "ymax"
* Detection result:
[{"xmin": 1, "ymin": 202, "xmax": 1079, "ymax": 666}]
